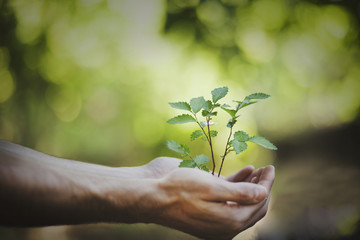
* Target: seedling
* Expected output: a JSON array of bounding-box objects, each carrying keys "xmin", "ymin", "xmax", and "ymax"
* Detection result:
[{"xmin": 167, "ymin": 87, "xmax": 277, "ymax": 177}]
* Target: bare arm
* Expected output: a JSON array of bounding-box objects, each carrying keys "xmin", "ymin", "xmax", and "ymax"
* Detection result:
[
  {"xmin": 0, "ymin": 140, "xmax": 155, "ymax": 226},
  {"xmin": 0, "ymin": 140, "xmax": 274, "ymax": 239}
]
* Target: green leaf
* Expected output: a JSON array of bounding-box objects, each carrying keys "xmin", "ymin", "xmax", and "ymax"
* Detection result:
[
  {"xmin": 202, "ymin": 110, "xmax": 217, "ymax": 117},
  {"xmin": 240, "ymin": 101, "xmax": 257, "ymax": 109},
  {"xmin": 202, "ymin": 110, "xmax": 209, "ymax": 117},
  {"xmin": 234, "ymin": 92, "xmax": 270, "ymax": 110},
  {"xmin": 200, "ymin": 165, "xmax": 210, "ymax": 172},
  {"xmin": 179, "ymin": 160, "xmax": 197, "ymax": 168},
  {"xmin": 221, "ymin": 107, "xmax": 236, "ymax": 117},
  {"xmin": 234, "ymin": 99, "xmax": 257, "ymax": 110},
  {"xmin": 190, "ymin": 130, "xmax": 203, "ymax": 141},
  {"xmin": 167, "ymin": 114, "xmax": 196, "ymax": 124},
  {"xmin": 234, "ymin": 131, "xmax": 249, "ymax": 142},
  {"xmin": 210, "ymin": 130, "xmax": 218, "ymax": 137},
  {"xmin": 211, "ymin": 86, "xmax": 228, "ymax": 103},
  {"xmin": 190, "ymin": 97, "xmax": 206, "ymax": 113},
  {"xmin": 246, "ymin": 93, "xmax": 270, "ymax": 100},
  {"xmin": 232, "ymin": 139, "xmax": 248, "ymax": 154},
  {"xmin": 168, "ymin": 102, "xmax": 191, "ymax": 111},
  {"xmin": 213, "ymin": 103, "xmax": 221, "ymax": 108},
  {"xmin": 221, "ymin": 104, "xmax": 231, "ymax": 108},
  {"xmin": 167, "ymin": 140, "xmax": 190, "ymax": 155},
  {"xmin": 194, "ymin": 154, "xmax": 210, "ymax": 166},
  {"xmin": 227, "ymin": 118, "xmax": 237, "ymax": 128},
  {"xmin": 248, "ymin": 136, "xmax": 277, "ymax": 150},
  {"xmin": 202, "ymin": 100, "xmax": 213, "ymax": 111}
]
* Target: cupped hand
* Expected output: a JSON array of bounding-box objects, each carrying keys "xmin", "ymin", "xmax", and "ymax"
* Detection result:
[{"xmin": 145, "ymin": 165, "xmax": 275, "ymax": 240}]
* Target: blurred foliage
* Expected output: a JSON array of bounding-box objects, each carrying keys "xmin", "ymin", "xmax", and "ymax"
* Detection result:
[
  {"xmin": 0, "ymin": 0, "xmax": 358, "ymax": 172},
  {"xmin": 1, "ymin": 0, "xmax": 360, "ymax": 239},
  {"xmin": 165, "ymin": 0, "xmax": 360, "ymax": 136},
  {"xmin": 0, "ymin": 0, "xmax": 358, "ymax": 170}
]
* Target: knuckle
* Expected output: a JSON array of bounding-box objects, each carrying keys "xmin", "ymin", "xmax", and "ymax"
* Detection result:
[
  {"xmin": 238, "ymin": 191, "xmax": 252, "ymax": 202},
  {"xmin": 237, "ymin": 185, "xmax": 253, "ymax": 200}
]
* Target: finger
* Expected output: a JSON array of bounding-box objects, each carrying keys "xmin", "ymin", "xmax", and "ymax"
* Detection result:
[
  {"xmin": 205, "ymin": 181, "xmax": 267, "ymax": 204},
  {"xmin": 250, "ymin": 176, "xmax": 258, "ymax": 183},
  {"xmin": 245, "ymin": 194, "xmax": 271, "ymax": 229},
  {"xmin": 245, "ymin": 167, "xmax": 264, "ymax": 182},
  {"xmin": 239, "ymin": 166, "xmax": 275, "ymax": 227},
  {"xmin": 257, "ymin": 165, "xmax": 275, "ymax": 191},
  {"xmin": 226, "ymin": 165, "xmax": 255, "ymax": 182},
  {"xmin": 198, "ymin": 190, "xmax": 270, "ymax": 233}
]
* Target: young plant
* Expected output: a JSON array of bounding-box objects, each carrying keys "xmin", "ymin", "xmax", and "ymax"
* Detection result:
[{"xmin": 167, "ymin": 87, "xmax": 277, "ymax": 176}]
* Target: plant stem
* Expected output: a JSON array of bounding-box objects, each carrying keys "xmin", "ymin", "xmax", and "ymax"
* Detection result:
[
  {"xmin": 218, "ymin": 126, "xmax": 233, "ymax": 177},
  {"xmin": 196, "ymin": 122, "xmax": 210, "ymax": 141},
  {"xmin": 206, "ymin": 117, "xmax": 216, "ymax": 175},
  {"xmin": 193, "ymin": 113, "xmax": 215, "ymax": 174},
  {"xmin": 193, "ymin": 113, "xmax": 210, "ymax": 142}
]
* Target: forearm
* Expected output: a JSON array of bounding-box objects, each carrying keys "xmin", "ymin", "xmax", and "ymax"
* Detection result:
[
  {"xmin": 0, "ymin": 141, "xmax": 158, "ymax": 226},
  {"xmin": 0, "ymin": 141, "xmax": 275, "ymax": 239},
  {"xmin": 0, "ymin": 141, "xmax": 150, "ymax": 179}
]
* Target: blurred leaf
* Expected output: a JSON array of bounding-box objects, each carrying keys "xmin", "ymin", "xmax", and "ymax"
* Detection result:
[
  {"xmin": 234, "ymin": 131, "xmax": 250, "ymax": 141},
  {"xmin": 169, "ymin": 101, "xmax": 191, "ymax": 111},
  {"xmin": 190, "ymin": 129, "xmax": 203, "ymax": 141},
  {"xmin": 202, "ymin": 110, "xmax": 217, "ymax": 117},
  {"xmin": 221, "ymin": 104, "xmax": 231, "ymax": 108},
  {"xmin": 213, "ymin": 103, "xmax": 221, "ymax": 108},
  {"xmin": 234, "ymin": 100, "xmax": 257, "ymax": 110},
  {"xmin": 211, "ymin": 86, "xmax": 228, "ymax": 103},
  {"xmin": 221, "ymin": 107, "xmax": 236, "ymax": 117},
  {"xmin": 190, "ymin": 96, "xmax": 206, "ymax": 113},
  {"xmin": 194, "ymin": 154, "xmax": 210, "ymax": 166},
  {"xmin": 227, "ymin": 118, "xmax": 237, "ymax": 128},
  {"xmin": 210, "ymin": 130, "xmax": 218, "ymax": 137},
  {"xmin": 246, "ymin": 93, "xmax": 270, "ymax": 100},
  {"xmin": 167, "ymin": 140, "xmax": 190, "ymax": 155},
  {"xmin": 179, "ymin": 160, "xmax": 197, "ymax": 168},
  {"xmin": 167, "ymin": 114, "xmax": 196, "ymax": 124},
  {"xmin": 200, "ymin": 165, "xmax": 210, "ymax": 172},
  {"xmin": 249, "ymin": 136, "xmax": 277, "ymax": 150},
  {"xmin": 202, "ymin": 100, "xmax": 213, "ymax": 111},
  {"xmin": 232, "ymin": 139, "xmax": 248, "ymax": 154}
]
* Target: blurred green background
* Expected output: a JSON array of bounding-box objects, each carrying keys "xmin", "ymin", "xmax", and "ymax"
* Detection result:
[{"xmin": 1, "ymin": 0, "xmax": 360, "ymax": 239}]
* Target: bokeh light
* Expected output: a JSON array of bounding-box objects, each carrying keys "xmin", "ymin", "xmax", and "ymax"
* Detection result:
[{"xmin": 1, "ymin": 0, "xmax": 360, "ymax": 239}]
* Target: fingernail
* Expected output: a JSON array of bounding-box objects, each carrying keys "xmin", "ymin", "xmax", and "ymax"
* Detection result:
[{"xmin": 251, "ymin": 176, "xmax": 257, "ymax": 183}]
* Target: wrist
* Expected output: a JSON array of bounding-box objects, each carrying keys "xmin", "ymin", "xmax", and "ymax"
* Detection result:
[{"xmin": 95, "ymin": 176, "xmax": 162, "ymax": 224}]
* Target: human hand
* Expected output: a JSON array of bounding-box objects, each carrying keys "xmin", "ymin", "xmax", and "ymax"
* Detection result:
[
  {"xmin": 141, "ymin": 165, "xmax": 275, "ymax": 240},
  {"xmin": 140, "ymin": 157, "xmax": 182, "ymax": 178},
  {"xmin": 227, "ymin": 165, "xmax": 275, "ymax": 230}
]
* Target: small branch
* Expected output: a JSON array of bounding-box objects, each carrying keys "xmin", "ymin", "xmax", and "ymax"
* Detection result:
[
  {"xmin": 193, "ymin": 113, "xmax": 210, "ymax": 142},
  {"xmin": 218, "ymin": 126, "xmax": 233, "ymax": 177},
  {"xmin": 207, "ymin": 117, "xmax": 216, "ymax": 175},
  {"xmin": 197, "ymin": 122, "xmax": 210, "ymax": 142}
]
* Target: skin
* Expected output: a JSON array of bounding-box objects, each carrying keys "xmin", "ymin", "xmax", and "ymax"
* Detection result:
[{"xmin": 0, "ymin": 140, "xmax": 275, "ymax": 240}]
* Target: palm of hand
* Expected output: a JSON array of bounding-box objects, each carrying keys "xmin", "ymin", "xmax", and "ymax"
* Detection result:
[{"xmin": 142, "ymin": 158, "xmax": 275, "ymax": 240}]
